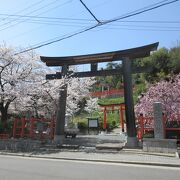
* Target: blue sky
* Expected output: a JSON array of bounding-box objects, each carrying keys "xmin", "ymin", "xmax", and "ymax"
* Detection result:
[{"xmin": 0, "ymin": 0, "xmax": 180, "ymax": 57}]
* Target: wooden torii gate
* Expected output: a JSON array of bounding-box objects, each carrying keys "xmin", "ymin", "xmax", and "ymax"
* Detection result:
[
  {"xmin": 40, "ymin": 42, "xmax": 158, "ymax": 147},
  {"xmin": 99, "ymin": 103, "xmax": 125, "ymax": 132}
]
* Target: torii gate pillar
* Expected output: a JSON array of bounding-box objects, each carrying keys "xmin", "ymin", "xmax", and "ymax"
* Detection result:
[
  {"xmin": 54, "ymin": 65, "xmax": 68, "ymax": 145},
  {"xmin": 123, "ymin": 58, "xmax": 138, "ymax": 147}
]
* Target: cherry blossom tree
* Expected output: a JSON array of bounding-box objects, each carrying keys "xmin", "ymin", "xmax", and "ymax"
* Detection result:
[
  {"xmin": 12, "ymin": 79, "xmax": 63, "ymax": 118},
  {"xmin": 135, "ymin": 73, "xmax": 180, "ymax": 118},
  {"xmin": 0, "ymin": 44, "xmax": 46, "ymax": 127},
  {"xmin": 11, "ymin": 71, "xmax": 96, "ymax": 118},
  {"xmin": 0, "ymin": 44, "xmax": 96, "ymax": 130},
  {"xmin": 84, "ymin": 97, "xmax": 99, "ymax": 116},
  {"xmin": 66, "ymin": 77, "xmax": 96, "ymax": 115},
  {"xmin": 24, "ymin": 77, "xmax": 95, "ymax": 117}
]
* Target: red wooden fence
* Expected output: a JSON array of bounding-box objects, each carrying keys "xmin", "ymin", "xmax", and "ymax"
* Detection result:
[
  {"xmin": 12, "ymin": 117, "xmax": 55, "ymax": 140},
  {"xmin": 90, "ymin": 89, "xmax": 125, "ymax": 97},
  {"xmin": 136, "ymin": 114, "xmax": 180, "ymax": 141}
]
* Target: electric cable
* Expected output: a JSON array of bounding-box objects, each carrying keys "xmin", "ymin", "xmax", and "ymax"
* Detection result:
[
  {"xmin": 79, "ymin": 0, "xmax": 100, "ymax": 23},
  {"xmin": 0, "ymin": 0, "xmax": 73, "ymax": 32},
  {"xmin": 0, "ymin": 0, "xmax": 46, "ymax": 23},
  {"xmin": 1, "ymin": 15, "xmax": 180, "ymax": 25},
  {"xmin": 15, "ymin": 0, "xmax": 180, "ymax": 55}
]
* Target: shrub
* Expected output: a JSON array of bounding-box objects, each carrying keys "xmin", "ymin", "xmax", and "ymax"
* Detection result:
[
  {"xmin": 143, "ymin": 131, "xmax": 154, "ymax": 138},
  {"xmin": 77, "ymin": 121, "xmax": 88, "ymax": 130}
]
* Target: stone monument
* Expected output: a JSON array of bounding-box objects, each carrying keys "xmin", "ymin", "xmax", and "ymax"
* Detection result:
[
  {"xmin": 153, "ymin": 102, "xmax": 165, "ymax": 139},
  {"xmin": 143, "ymin": 102, "xmax": 177, "ymax": 154}
]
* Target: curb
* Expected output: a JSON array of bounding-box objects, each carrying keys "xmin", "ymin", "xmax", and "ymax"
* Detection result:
[
  {"xmin": 0, "ymin": 152, "xmax": 180, "ymax": 168},
  {"xmin": 39, "ymin": 146, "xmax": 178, "ymax": 158},
  {"xmin": 122, "ymin": 149, "xmax": 178, "ymax": 158}
]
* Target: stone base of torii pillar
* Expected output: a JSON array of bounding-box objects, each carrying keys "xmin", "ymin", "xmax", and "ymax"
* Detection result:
[
  {"xmin": 125, "ymin": 137, "xmax": 138, "ymax": 148},
  {"xmin": 54, "ymin": 135, "xmax": 65, "ymax": 146}
]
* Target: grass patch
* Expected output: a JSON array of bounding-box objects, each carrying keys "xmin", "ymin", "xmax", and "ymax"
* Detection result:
[
  {"xmin": 98, "ymin": 96, "xmax": 138, "ymax": 105},
  {"xmin": 98, "ymin": 97, "xmax": 124, "ymax": 105},
  {"xmin": 73, "ymin": 110, "xmax": 121, "ymax": 131}
]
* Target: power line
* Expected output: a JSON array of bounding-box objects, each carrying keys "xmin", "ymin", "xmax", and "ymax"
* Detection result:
[
  {"xmin": 102, "ymin": 0, "xmax": 180, "ymax": 25},
  {"xmin": 1, "ymin": 14, "xmax": 180, "ymax": 25},
  {"xmin": 15, "ymin": 0, "xmax": 180, "ymax": 55},
  {"xmin": 117, "ymin": 20, "xmax": 180, "ymax": 24},
  {"xmin": 0, "ymin": 0, "xmax": 73, "ymax": 32},
  {"xmin": 2, "ymin": 16, "xmax": 180, "ymax": 28},
  {"xmin": 0, "ymin": 0, "xmax": 177, "ymax": 28},
  {"xmin": 0, "ymin": 14, "xmax": 94, "ymax": 22},
  {"xmin": 0, "ymin": 0, "xmax": 46, "ymax": 23},
  {"xmin": 4, "ymin": 17, "xmax": 180, "ymax": 30},
  {"xmin": 15, "ymin": 25, "xmax": 99, "ymax": 55},
  {"xmin": 6, "ymin": 21, "xmax": 180, "ymax": 44},
  {"xmin": 2, "ymin": 0, "xmax": 114, "ymax": 44},
  {"xmin": 0, "ymin": 0, "xmax": 58, "ymax": 27},
  {"xmin": 95, "ymin": 26, "xmax": 180, "ymax": 32},
  {"xmin": 79, "ymin": 0, "xmax": 100, "ymax": 23},
  {"xmin": 109, "ymin": 24, "xmax": 180, "ymax": 29},
  {"xmin": 0, "ymin": 0, "xmax": 171, "ymax": 25}
]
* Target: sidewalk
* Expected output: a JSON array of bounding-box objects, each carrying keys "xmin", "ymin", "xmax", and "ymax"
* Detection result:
[
  {"xmin": 0, "ymin": 133, "xmax": 179, "ymax": 167},
  {"xmin": 0, "ymin": 146, "xmax": 179, "ymax": 168}
]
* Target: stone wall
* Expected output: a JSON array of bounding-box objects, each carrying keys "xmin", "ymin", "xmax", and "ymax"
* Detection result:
[
  {"xmin": 143, "ymin": 138, "xmax": 177, "ymax": 154},
  {"xmin": 0, "ymin": 139, "xmax": 42, "ymax": 152}
]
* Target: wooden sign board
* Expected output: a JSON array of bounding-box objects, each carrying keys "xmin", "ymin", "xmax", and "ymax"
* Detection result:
[{"xmin": 88, "ymin": 118, "xmax": 98, "ymax": 128}]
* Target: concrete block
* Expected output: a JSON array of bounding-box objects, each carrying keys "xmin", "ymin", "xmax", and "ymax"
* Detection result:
[
  {"xmin": 168, "ymin": 148, "xmax": 177, "ymax": 153},
  {"xmin": 143, "ymin": 138, "xmax": 177, "ymax": 154},
  {"xmin": 96, "ymin": 143, "xmax": 124, "ymax": 151},
  {"xmin": 148, "ymin": 146, "xmax": 154, "ymax": 152},
  {"xmin": 143, "ymin": 146, "xmax": 148, "ymax": 152},
  {"xmin": 0, "ymin": 139, "xmax": 41, "ymax": 152},
  {"xmin": 163, "ymin": 148, "xmax": 169, "ymax": 154}
]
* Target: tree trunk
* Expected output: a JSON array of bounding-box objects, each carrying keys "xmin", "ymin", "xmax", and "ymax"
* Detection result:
[
  {"xmin": 0, "ymin": 108, "xmax": 8, "ymax": 129},
  {"xmin": 0, "ymin": 102, "xmax": 10, "ymax": 130}
]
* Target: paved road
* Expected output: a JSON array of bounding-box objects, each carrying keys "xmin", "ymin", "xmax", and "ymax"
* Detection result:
[{"xmin": 0, "ymin": 155, "xmax": 179, "ymax": 180}]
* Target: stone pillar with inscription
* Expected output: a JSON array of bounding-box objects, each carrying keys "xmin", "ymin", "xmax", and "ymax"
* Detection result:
[
  {"xmin": 143, "ymin": 102, "xmax": 177, "ymax": 154},
  {"xmin": 153, "ymin": 102, "xmax": 165, "ymax": 139}
]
